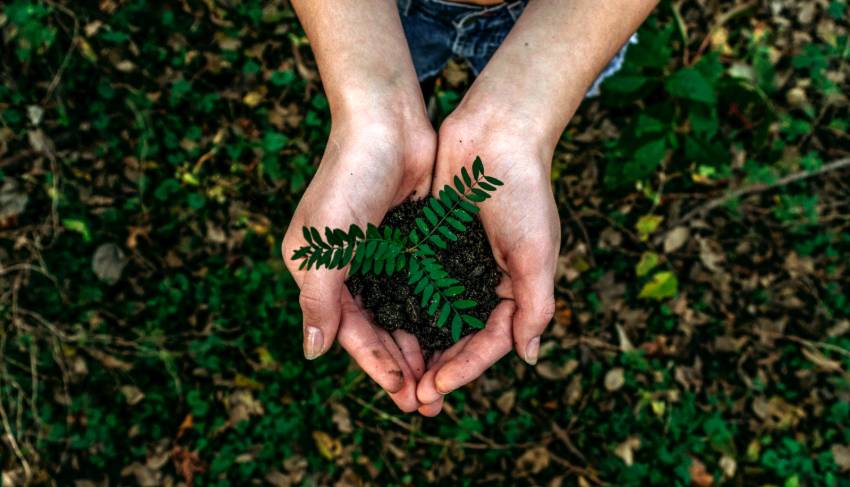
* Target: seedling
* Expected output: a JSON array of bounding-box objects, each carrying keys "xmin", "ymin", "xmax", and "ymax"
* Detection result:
[{"xmin": 291, "ymin": 157, "xmax": 503, "ymax": 341}]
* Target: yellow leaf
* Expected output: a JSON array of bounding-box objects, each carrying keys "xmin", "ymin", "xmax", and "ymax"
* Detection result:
[
  {"xmin": 639, "ymin": 271, "xmax": 679, "ymax": 300},
  {"xmin": 651, "ymin": 400, "xmax": 666, "ymax": 416},
  {"xmin": 77, "ymin": 37, "xmax": 98, "ymax": 62},
  {"xmin": 243, "ymin": 91, "xmax": 263, "ymax": 107},
  {"xmin": 635, "ymin": 214, "xmax": 663, "ymax": 241},
  {"xmin": 233, "ymin": 374, "xmax": 264, "ymax": 390},
  {"xmin": 312, "ymin": 431, "xmax": 342, "ymax": 460},
  {"xmin": 636, "ymin": 251, "xmax": 660, "ymax": 277}
]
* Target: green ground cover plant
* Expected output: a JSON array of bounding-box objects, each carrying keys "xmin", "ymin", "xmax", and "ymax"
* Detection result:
[{"xmin": 0, "ymin": 0, "xmax": 848, "ymax": 486}]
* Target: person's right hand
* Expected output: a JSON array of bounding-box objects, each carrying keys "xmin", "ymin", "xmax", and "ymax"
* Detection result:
[{"xmin": 282, "ymin": 111, "xmax": 436, "ymax": 412}]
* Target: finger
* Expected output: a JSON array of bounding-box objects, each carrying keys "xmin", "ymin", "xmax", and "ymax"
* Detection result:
[
  {"xmin": 509, "ymin": 255, "xmax": 556, "ymax": 366},
  {"xmin": 338, "ymin": 292, "xmax": 405, "ymax": 394},
  {"xmin": 432, "ymin": 300, "xmax": 516, "ymax": 395},
  {"xmin": 393, "ymin": 330, "xmax": 425, "ymax": 380},
  {"xmin": 418, "ymin": 397, "xmax": 444, "ymax": 417},
  {"xmin": 377, "ymin": 328, "xmax": 420, "ymax": 413},
  {"xmin": 495, "ymin": 274, "xmax": 514, "ymax": 300},
  {"xmin": 299, "ymin": 269, "xmax": 346, "ymax": 359},
  {"xmin": 416, "ymin": 334, "xmax": 475, "ymax": 404}
]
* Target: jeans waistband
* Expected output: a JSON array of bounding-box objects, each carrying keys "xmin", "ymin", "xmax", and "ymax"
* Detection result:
[{"xmin": 399, "ymin": 0, "xmax": 526, "ymax": 21}]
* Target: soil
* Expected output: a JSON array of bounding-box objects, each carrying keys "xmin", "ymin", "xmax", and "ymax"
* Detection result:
[{"xmin": 346, "ymin": 200, "xmax": 502, "ymax": 352}]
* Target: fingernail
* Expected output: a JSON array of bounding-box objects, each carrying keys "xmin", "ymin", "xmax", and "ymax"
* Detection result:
[
  {"xmin": 304, "ymin": 326, "xmax": 324, "ymax": 360},
  {"xmin": 525, "ymin": 336, "xmax": 540, "ymax": 365}
]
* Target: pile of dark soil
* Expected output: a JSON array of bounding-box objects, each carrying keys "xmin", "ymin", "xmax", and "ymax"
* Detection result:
[{"xmin": 346, "ymin": 199, "xmax": 502, "ymax": 351}]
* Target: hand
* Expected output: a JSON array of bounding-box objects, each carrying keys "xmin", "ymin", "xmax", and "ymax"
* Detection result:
[
  {"xmin": 415, "ymin": 109, "xmax": 559, "ymax": 415},
  {"xmin": 282, "ymin": 112, "xmax": 436, "ymax": 412}
]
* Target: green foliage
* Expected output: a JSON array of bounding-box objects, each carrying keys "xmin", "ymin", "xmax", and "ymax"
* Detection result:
[
  {"xmin": 2, "ymin": 1, "xmax": 849, "ymax": 485},
  {"xmin": 291, "ymin": 157, "xmax": 502, "ymax": 341}
]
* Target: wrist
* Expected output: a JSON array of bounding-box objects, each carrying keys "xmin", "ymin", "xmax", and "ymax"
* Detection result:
[
  {"xmin": 441, "ymin": 101, "xmax": 556, "ymax": 172},
  {"xmin": 452, "ymin": 86, "xmax": 571, "ymax": 159}
]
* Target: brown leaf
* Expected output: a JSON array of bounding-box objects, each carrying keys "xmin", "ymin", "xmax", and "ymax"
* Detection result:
[
  {"xmin": 92, "ymin": 243, "xmax": 129, "ymax": 285},
  {"xmin": 604, "ymin": 367, "xmax": 625, "ymax": 391},
  {"xmin": 0, "ymin": 179, "xmax": 28, "ymax": 221},
  {"xmin": 536, "ymin": 359, "xmax": 578, "ymax": 381},
  {"xmin": 831, "ymin": 444, "xmax": 850, "ymax": 471},
  {"xmin": 689, "ymin": 457, "xmax": 714, "ymax": 487},
  {"xmin": 120, "ymin": 385, "xmax": 145, "ymax": 406},
  {"xmin": 86, "ymin": 349, "xmax": 133, "ymax": 372},
  {"xmin": 226, "ymin": 389, "xmax": 264, "ymax": 425},
  {"xmin": 331, "ymin": 402, "xmax": 353, "ymax": 434},
  {"xmin": 171, "ymin": 446, "xmax": 206, "ymax": 487},
  {"xmin": 516, "ymin": 446, "xmax": 550, "ymax": 474},
  {"xmin": 663, "ymin": 226, "xmax": 690, "ymax": 253},
  {"xmin": 496, "ymin": 390, "xmax": 516, "ymax": 414},
  {"xmin": 719, "ymin": 455, "xmax": 737, "ymax": 479},
  {"xmin": 614, "ymin": 436, "xmax": 640, "ymax": 466}
]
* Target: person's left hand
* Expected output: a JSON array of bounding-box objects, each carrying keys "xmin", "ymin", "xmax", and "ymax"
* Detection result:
[{"xmin": 414, "ymin": 107, "xmax": 560, "ymax": 416}]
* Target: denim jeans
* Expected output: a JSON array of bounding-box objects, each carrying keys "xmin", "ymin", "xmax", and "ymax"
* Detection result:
[{"xmin": 397, "ymin": 0, "xmax": 637, "ymax": 97}]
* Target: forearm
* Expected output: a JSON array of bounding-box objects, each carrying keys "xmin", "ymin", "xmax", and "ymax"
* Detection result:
[
  {"xmin": 291, "ymin": 0, "xmax": 426, "ymax": 124},
  {"xmin": 457, "ymin": 0, "xmax": 658, "ymax": 151}
]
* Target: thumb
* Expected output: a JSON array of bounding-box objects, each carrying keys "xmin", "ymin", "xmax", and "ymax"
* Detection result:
[
  {"xmin": 299, "ymin": 269, "xmax": 345, "ymax": 360},
  {"xmin": 510, "ymin": 256, "xmax": 556, "ymax": 366}
]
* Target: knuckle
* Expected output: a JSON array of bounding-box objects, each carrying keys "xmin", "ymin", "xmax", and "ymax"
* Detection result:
[
  {"xmin": 298, "ymin": 286, "xmax": 326, "ymax": 316},
  {"xmin": 536, "ymin": 298, "xmax": 556, "ymax": 326}
]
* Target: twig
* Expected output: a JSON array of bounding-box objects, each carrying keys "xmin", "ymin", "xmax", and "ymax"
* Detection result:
[
  {"xmin": 348, "ymin": 393, "xmax": 516, "ymax": 450},
  {"xmin": 41, "ymin": 0, "xmax": 80, "ymax": 103},
  {"xmin": 691, "ymin": 0, "xmax": 758, "ymax": 65},
  {"xmin": 672, "ymin": 156, "xmax": 850, "ymax": 227},
  {"xmin": 0, "ymin": 366, "xmax": 33, "ymax": 483},
  {"xmin": 551, "ymin": 421, "xmax": 587, "ymax": 463}
]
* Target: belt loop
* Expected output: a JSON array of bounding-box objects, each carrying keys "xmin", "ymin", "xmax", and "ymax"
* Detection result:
[
  {"xmin": 507, "ymin": 0, "xmax": 526, "ymax": 21},
  {"xmin": 398, "ymin": 0, "xmax": 412, "ymax": 16}
]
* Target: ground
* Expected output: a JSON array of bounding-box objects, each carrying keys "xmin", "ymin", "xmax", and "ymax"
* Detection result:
[{"xmin": 0, "ymin": 0, "xmax": 849, "ymax": 486}]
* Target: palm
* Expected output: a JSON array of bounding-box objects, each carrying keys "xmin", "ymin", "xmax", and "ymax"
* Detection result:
[
  {"xmin": 283, "ymin": 123, "xmax": 435, "ymax": 412},
  {"xmin": 415, "ymin": 128, "xmax": 559, "ymax": 415}
]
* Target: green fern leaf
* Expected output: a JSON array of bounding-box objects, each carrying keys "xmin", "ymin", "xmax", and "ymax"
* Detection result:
[
  {"xmin": 444, "ymin": 285, "xmax": 465, "ymax": 297},
  {"xmin": 462, "ymin": 314, "xmax": 486, "ymax": 329},
  {"xmin": 348, "ymin": 224, "xmax": 364, "ymax": 241},
  {"xmin": 478, "ymin": 181, "xmax": 496, "ymax": 192},
  {"xmin": 485, "ymin": 175, "xmax": 503, "ymax": 186},
  {"xmin": 427, "ymin": 295, "xmax": 440, "ymax": 315},
  {"xmin": 461, "ymin": 167, "xmax": 472, "ymax": 187},
  {"xmin": 421, "ymin": 284, "xmax": 434, "ymax": 308},
  {"xmin": 429, "ymin": 197, "xmax": 446, "ymax": 217},
  {"xmin": 415, "ymin": 217, "xmax": 429, "ymax": 234},
  {"xmin": 454, "ymin": 175, "xmax": 464, "ymax": 193},
  {"xmin": 467, "ymin": 192, "xmax": 485, "ymax": 203},
  {"xmin": 429, "ymin": 234, "xmax": 447, "ymax": 249},
  {"xmin": 438, "ymin": 226, "xmax": 457, "ymax": 241},
  {"xmin": 437, "ymin": 302, "xmax": 451, "ymax": 327},
  {"xmin": 341, "ymin": 245, "xmax": 353, "ymax": 267},
  {"xmin": 329, "ymin": 248, "xmax": 342, "ymax": 268},
  {"xmin": 472, "ymin": 156, "xmax": 484, "ymax": 179},
  {"xmin": 451, "ymin": 314, "xmax": 462, "ymax": 341},
  {"xmin": 413, "ymin": 276, "xmax": 428, "ymax": 294},
  {"xmin": 292, "ymin": 246, "xmax": 311, "ymax": 260},
  {"xmin": 302, "ymin": 227, "xmax": 313, "ymax": 244},
  {"xmin": 458, "ymin": 200, "xmax": 479, "ymax": 214},
  {"xmin": 423, "ymin": 206, "xmax": 438, "ymax": 225},
  {"xmin": 310, "ymin": 227, "xmax": 327, "ymax": 249},
  {"xmin": 454, "ymin": 299, "xmax": 476, "ymax": 310}
]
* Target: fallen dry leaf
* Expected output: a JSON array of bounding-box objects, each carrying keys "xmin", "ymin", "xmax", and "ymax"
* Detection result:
[
  {"xmin": 689, "ymin": 457, "xmax": 714, "ymax": 487},
  {"xmin": 604, "ymin": 367, "xmax": 625, "ymax": 391},
  {"xmin": 516, "ymin": 446, "xmax": 550, "ymax": 474}
]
